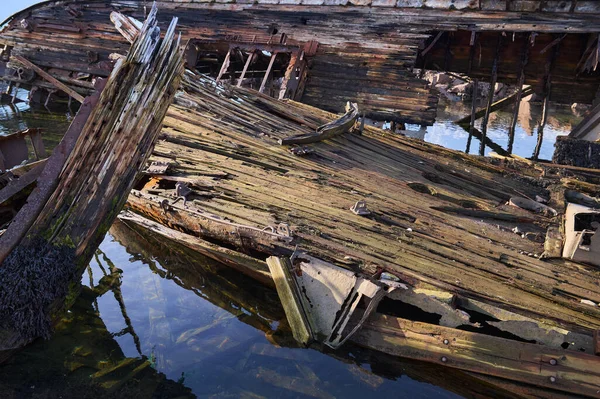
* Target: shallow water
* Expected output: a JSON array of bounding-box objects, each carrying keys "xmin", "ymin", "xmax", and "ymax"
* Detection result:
[
  {"xmin": 405, "ymin": 96, "xmax": 581, "ymax": 160},
  {"xmin": 0, "ymin": 90, "xmax": 580, "ymax": 398},
  {"xmin": 0, "ymin": 221, "xmax": 471, "ymax": 398}
]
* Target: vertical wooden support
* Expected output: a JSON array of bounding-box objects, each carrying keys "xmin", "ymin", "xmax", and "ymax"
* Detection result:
[
  {"xmin": 216, "ymin": 49, "xmax": 231, "ymax": 83},
  {"xmin": 466, "ymin": 80, "xmax": 479, "ymax": 154},
  {"xmin": 444, "ymin": 32, "xmax": 453, "ymax": 71},
  {"xmin": 278, "ymin": 51, "xmax": 299, "ymax": 99},
  {"xmin": 237, "ymin": 50, "xmax": 254, "ymax": 88},
  {"xmin": 533, "ymin": 35, "xmax": 560, "ymax": 160},
  {"xmin": 507, "ymin": 33, "xmax": 531, "ymax": 154},
  {"xmin": 479, "ymin": 33, "xmax": 503, "ymax": 156},
  {"xmin": 0, "ymin": 150, "xmax": 6, "ymax": 172},
  {"xmin": 259, "ymin": 52, "xmax": 277, "ymax": 94},
  {"xmin": 465, "ymin": 31, "xmax": 478, "ymax": 154}
]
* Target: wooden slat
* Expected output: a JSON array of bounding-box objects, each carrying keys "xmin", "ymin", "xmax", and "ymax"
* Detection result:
[{"xmin": 12, "ymin": 55, "xmax": 85, "ymax": 103}]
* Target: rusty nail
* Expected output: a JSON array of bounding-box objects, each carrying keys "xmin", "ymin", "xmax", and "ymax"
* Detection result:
[
  {"xmin": 549, "ymin": 358, "xmax": 557, "ymax": 366},
  {"xmin": 549, "ymin": 376, "xmax": 557, "ymax": 383},
  {"xmin": 441, "ymin": 356, "xmax": 448, "ymax": 363}
]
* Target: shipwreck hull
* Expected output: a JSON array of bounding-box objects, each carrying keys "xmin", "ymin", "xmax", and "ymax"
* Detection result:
[{"xmin": 115, "ymin": 70, "xmax": 600, "ymax": 397}]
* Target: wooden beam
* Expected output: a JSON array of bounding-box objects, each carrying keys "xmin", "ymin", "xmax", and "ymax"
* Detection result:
[
  {"xmin": 465, "ymin": 31, "xmax": 478, "ymax": 155},
  {"xmin": 259, "ymin": 52, "xmax": 278, "ymax": 94},
  {"xmin": 533, "ymin": 34, "xmax": 560, "ymax": 160},
  {"xmin": 479, "ymin": 33, "xmax": 503, "ymax": 156},
  {"xmin": 215, "ymin": 49, "xmax": 231, "ymax": 83},
  {"xmin": 421, "ymin": 31, "xmax": 444, "ymax": 57},
  {"xmin": 466, "ymin": 79, "xmax": 478, "ymax": 155},
  {"xmin": 266, "ymin": 256, "xmax": 313, "ymax": 346},
  {"xmin": 237, "ymin": 50, "xmax": 254, "ymax": 88},
  {"xmin": 12, "ymin": 55, "xmax": 85, "ymax": 103},
  {"xmin": 279, "ymin": 102, "xmax": 358, "ymax": 145},
  {"xmin": 456, "ymin": 86, "xmax": 533, "ymax": 125},
  {"xmin": 354, "ymin": 313, "xmax": 600, "ymax": 398},
  {"xmin": 278, "ymin": 51, "xmax": 299, "ymax": 99},
  {"xmin": 508, "ymin": 33, "xmax": 531, "ymax": 154}
]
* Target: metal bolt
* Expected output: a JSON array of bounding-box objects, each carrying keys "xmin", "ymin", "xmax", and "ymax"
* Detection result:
[
  {"xmin": 549, "ymin": 358, "xmax": 557, "ymax": 366},
  {"xmin": 549, "ymin": 376, "xmax": 557, "ymax": 383},
  {"xmin": 443, "ymin": 339, "xmax": 449, "ymax": 345},
  {"xmin": 441, "ymin": 356, "xmax": 448, "ymax": 363}
]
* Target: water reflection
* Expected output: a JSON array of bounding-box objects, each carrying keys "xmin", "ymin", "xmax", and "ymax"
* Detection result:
[{"xmin": 405, "ymin": 96, "xmax": 582, "ymax": 160}]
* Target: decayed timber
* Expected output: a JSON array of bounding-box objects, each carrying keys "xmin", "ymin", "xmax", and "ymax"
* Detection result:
[
  {"xmin": 0, "ymin": 6, "xmax": 184, "ymax": 359},
  {"xmin": 354, "ymin": 314, "xmax": 600, "ymax": 398},
  {"xmin": 279, "ymin": 102, "xmax": 359, "ymax": 145},
  {"xmin": 266, "ymin": 257, "xmax": 314, "ymax": 345}
]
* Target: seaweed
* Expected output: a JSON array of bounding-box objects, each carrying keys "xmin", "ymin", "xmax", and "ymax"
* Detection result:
[{"xmin": 0, "ymin": 239, "xmax": 77, "ymax": 342}]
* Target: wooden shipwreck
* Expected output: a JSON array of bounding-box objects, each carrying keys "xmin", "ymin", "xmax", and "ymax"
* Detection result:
[{"xmin": 1, "ymin": 0, "xmax": 600, "ymax": 397}]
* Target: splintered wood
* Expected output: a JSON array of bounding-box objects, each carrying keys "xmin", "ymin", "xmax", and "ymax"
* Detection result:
[{"xmin": 0, "ymin": 5, "xmax": 184, "ymax": 358}]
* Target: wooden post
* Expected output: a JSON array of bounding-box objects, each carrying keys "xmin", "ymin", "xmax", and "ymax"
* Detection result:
[
  {"xmin": 278, "ymin": 51, "xmax": 299, "ymax": 100},
  {"xmin": 237, "ymin": 50, "xmax": 254, "ymax": 87},
  {"xmin": 466, "ymin": 80, "xmax": 478, "ymax": 154},
  {"xmin": 216, "ymin": 49, "xmax": 231, "ymax": 83},
  {"xmin": 507, "ymin": 33, "xmax": 531, "ymax": 154},
  {"xmin": 533, "ymin": 35, "xmax": 560, "ymax": 160},
  {"xmin": 259, "ymin": 52, "xmax": 278, "ymax": 94},
  {"xmin": 444, "ymin": 31, "xmax": 453, "ymax": 71},
  {"xmin": 479, "ymin": 34, "xmax": 503, "ymax": 156},
  {"xmin": 466, "ymin": 31, "xmax": 478, "ymax": 154}
]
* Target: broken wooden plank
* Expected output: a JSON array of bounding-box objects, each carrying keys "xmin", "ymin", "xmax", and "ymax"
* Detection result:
[
  {"xmin": 279, "ymin": 102, "xmax": 358, "ymax": 145},
  {"xmin": 110, "ymin": 11, "xmax": 142, "ymax": 44},
  {"xmin": 12, "ymin": 55, "xmax": 85, "ymax": 103},
  {"xmin": 266, "ymin": 256, "xmax": 314, "ymax": 346}
]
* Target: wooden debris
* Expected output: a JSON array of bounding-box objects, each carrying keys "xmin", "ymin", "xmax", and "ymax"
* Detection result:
[
  {"xmin": 279, "ymin": 102, "xmax": 359, "ymax": 145},
  {"xmin": 0, "ymin": 5, "xmax": 184, "ymax": 359}
]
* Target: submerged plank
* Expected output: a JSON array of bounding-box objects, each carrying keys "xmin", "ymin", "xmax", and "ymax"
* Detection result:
[{"xmin": 354, "ymin": 313, "xmax": 600, "ymax": 398}]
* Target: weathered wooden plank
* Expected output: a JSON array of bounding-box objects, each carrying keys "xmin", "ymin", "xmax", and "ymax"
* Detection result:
[
  {"xmin": 266, "ymin": 256, "xmax": 314, "ymax": 345},
  {"xmin": 12, "ymin": 55, "xmax": 85, "ymax": 103},
  {"xmin": 354, "ymin": 313, "xmax": 600, "ymax": 398}
]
